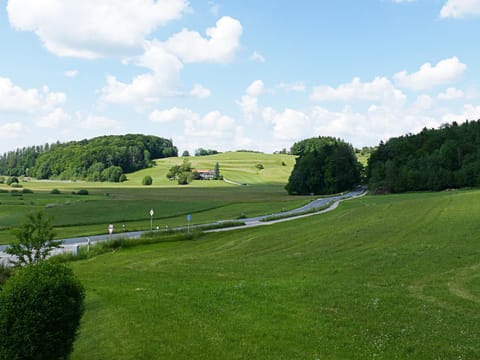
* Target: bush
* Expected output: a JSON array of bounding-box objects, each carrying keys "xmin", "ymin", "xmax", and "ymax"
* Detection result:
[
  {"xmin": 9, "ymin": 183, "xmax": 22, "ymax": 188},
  {"xmin": 119, "ymin": 174, "xmax": 127, "ymax": 182},
  {"xmin": 76, "ymin": 189, "xmax": 89, "ymax": 195},
  {"xmin": 21, "ymin": 188, "xmax": 33, "ymax": 194},
  {"xmin": 142, "ymin": 175, "xmax": 153, "ymax": 186},
  {"xmin": 50, "ymin": 188, "xmax": 61, "ymax": 194},
  {"xmin": 6, "ymin": 176, "xmax": 18, "ymax": 186},
  {"xmin": 256, "ymin": 163, "xmax": 264, "ymax": 170},
  {"xmin": 0, "ymin": 262, "xmax": 84, "ymax": 360}
]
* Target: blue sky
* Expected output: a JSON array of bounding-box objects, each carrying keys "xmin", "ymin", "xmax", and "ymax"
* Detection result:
[{"xmin": 1, "ymin": 0, "xmax": 480, "ymax": 154}]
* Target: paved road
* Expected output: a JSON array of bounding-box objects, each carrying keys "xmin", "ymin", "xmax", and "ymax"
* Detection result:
[{"xmin": 0, "ymin": 186, "xmax": 367, "ymax": 264}]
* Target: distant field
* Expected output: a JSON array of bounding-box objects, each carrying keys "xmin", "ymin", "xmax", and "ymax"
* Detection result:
[
  {"xmin": 0, "ymin": 152, "xmax": 308, "ymax": 244},
  {"xmin": 70, "ymin": 189, "xmax": 480, "ymax": 359}
]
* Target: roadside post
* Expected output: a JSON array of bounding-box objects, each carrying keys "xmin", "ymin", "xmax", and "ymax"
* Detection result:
[
  {"xmin": 149, "ymin": 209, "xmax": 154, "ymax": 232},
  {"xmin": 108, "ymin": 224, "xmax": 114, "ymax": 239},
  {"xmin": 187, "ymin": 214, "xmax": 191, "ymax": 233}
]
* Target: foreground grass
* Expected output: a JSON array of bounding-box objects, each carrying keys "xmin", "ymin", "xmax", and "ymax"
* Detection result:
[{"xmin": 70, "ymin": 189, "xmax": 480, "ymax": 359}]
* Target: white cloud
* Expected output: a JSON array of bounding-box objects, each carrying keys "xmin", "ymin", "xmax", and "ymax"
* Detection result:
[
  {"xmin": 190, "ymin": 84, "xmax": 211, "ymax": 98},
  {"xmin": 394, "ymin": 57, "xmax": 467, "ymax": 91},
  {"xmin": 277, "ymin": 82, "xmax": 306, "ymax": 92},
  {"xmin": 7, "ymin": 0, "xmax": 190, "ymax": 58},
  {"xmin": 0, "ymin": 122, "xmax": 24, "ymax": 138},
  {"xmin": 442, "ymin": 104, "xmax": 480, "ymax": 123},
  {"xmin": 269, "ymin": 108, "xmax": 310, "ymax": 141},
  {"xmin": 440, "ymin": 0, "xmax": 480, "ymax": 18},
  {"xmin": 37, "ymin": 108, "xmax": 71, "ymax": 128},
  {"xmin": 79, "ymin": 115, "xmax": 121, "ymax": 130},
  {"xmin": 149, "ymin": 107, "xmax": 198, "ymax": 123},
  {"xmin": 250, "ymin": 51, "xmax": 266, "ymax": 63},
  {"xmin": 164, "ymin": 16, "xmax": 243, "ymax": 63},
  {"xmin": 64, "ymin": 70, "xmax": 78, "ymax": 78},
  {"xmin": 438, "ymin": 87, "xmax": 464, "ymax": 100},
  {"xmin": 237, "ymin": 80, "xmax": 264, "ymax": 118},
  {"xmin": 311, "ymin": 76, "xmax": 406, "ymax": 105},
  {"xmin": 0, "ymin": 76, "xmax": 66, "ymax": 112}
]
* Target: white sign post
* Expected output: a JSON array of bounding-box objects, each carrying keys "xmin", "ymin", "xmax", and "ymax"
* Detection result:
[
  {"xmin": 149, "ymin": 209, "xmax": 154, "ymax": 232},
  {"xmin": 187, "ymin": 214, "xmax": 191, "ymax": 233},
  {"xmin": 108, "ymin": 224, "xmax": 114, "ymax": 239}
]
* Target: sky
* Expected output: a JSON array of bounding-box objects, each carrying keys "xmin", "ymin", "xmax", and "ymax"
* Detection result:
[{"xmin": 1, "ymin": 0, "xmax": 480, "ymax": 155}]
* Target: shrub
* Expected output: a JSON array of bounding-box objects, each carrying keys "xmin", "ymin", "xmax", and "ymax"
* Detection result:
[
  {"xmin": 6, "ymin": 176, "xmax": 18, "ymax": 186},
  {"xmin": 119, "ymin": 174, "xmax": 127, "ymax": 182},
  {"xmin": 142, "ymin": 175, "xmax": 153, "ymax": 186},
  {"xmin": 9, "ymin": 183, "xmax": 22, "ymax": 188},
  {"xmin": 0, "ymin": 262, "xmax": 84, "ymax": 360},
  {"xmin": 50, "ymin": 188, "xmax": 61, "ymax": 194},
  {"xmin": 76, "ymin": 189, "xmax": 89, "ymax": 195},
  {"xmin": 177, "ymin": 172, "xmax": 190, "ymax": 185},
  {"xmin": 21, "ymin": 188, "xmax": 33, "ymax": 194},
  {"xmin": 256, "ymin": 163, "xmax": 264, "ymax": 170}
]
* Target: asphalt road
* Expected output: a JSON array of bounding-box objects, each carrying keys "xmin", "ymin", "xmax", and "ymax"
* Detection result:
[{"xmin": 0, "ymin": 186, "xmax": 367, "ymax": 263}]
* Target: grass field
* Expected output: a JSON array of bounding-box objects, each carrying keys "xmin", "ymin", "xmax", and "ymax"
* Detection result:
[
  {"xmin": 69, "ymin": 189, "xmax": 480, "ymax": 359},
  {"xmin": 0, "ymin": 152, "xmax": 309, "ymax": 244}
]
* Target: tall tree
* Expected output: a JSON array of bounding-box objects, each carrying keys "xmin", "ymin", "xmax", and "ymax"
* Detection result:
[{"xmin": 286, "ymin": 137, "xmax": 360, "ymax": 195}]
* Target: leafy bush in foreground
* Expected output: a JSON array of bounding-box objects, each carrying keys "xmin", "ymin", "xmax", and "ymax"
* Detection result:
[{"xmin": 0, "ymin": 262, "xmax": 85, "ymax": 360}]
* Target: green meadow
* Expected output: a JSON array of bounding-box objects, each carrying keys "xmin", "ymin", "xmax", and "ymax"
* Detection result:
[
  {"xmin": 68, "ymin": 189, "xmax": 480, "ymax": 359},
  {"xmin": 0, "ymin": 152, "xmax": 306, "ymax": 244}
]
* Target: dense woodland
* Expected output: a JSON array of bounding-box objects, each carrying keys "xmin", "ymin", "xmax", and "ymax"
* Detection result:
[
  {"xmin": 0, "ymin": 134, "xmax": 177, "ymax": 181},
  {"xmin": 368, "ymin": 120, "xmax": 480, "ymax": 192},
  {"xmin": 286, "ymin": 137, "xmax": 361, "ymax": 195}
]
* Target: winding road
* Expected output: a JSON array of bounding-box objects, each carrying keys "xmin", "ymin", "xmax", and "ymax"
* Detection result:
[{"xmin": 0, "ymin": 186, "xmax": 367, "ymax": 265}]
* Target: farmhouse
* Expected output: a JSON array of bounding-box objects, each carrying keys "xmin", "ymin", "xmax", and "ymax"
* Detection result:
[{"xmin": 196, "ymin": 169, "xmax": 215, "ymax": 180}]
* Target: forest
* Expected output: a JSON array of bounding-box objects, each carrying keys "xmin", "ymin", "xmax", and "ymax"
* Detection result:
[
  {"xmin": 0, "ymin": 134, "xmax": 177, "ymax": 182},
  {"xmin": 367, "ymin": 120, "xmax": 480, "ymax": 193}
]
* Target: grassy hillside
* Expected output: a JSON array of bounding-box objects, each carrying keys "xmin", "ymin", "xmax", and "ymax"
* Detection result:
[
  {"xmin": 70, "ymin": 189, "xmax": 480, "ymax": 359},
  {"xmin": 125, "ymin": 151, "xmax": 296, "ymax": 186}
]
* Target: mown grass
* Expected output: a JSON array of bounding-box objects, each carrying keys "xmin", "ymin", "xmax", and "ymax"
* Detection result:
[{"xmin": 69, "ymin": 189, "xmax": 480, "ymax": 359}]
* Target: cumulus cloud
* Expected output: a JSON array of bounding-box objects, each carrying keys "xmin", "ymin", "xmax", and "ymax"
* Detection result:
[
  {"xmin": 7, "ymin": 0, "xmax": 190, "ymax": 58},
  {"xmin": 438, "ymin": 87, "xmax": 465, "ymax": 100},
  {"xmin": 267, "ymin": 108, "xmax": 310, "ymax": 141},
  {"xmin": 78, "ymin": 115, "xmax": 121, "ymax": 130},
  {"xmin": 190, "ymin": 84, "xmax": 211, "ymax": 98},
  {"xmin": 64, "ymin": 70, "xmax": 78, "ymax": 78},
  {"xmin": 0, "ymin": 77, "xmax": 66, "ymax": 112},
  {"xmin": 442, "ymin": 104, "xmax": 480, "ymax": 123},
  {"xmin": 0, "ymin": 122, "xmax": 24, "ymax": 138},
  {"xmin": 37, "ymin": 108, "xmax": 71, "ymax": 128},
  {"xmin": 440, "ymin": 0, "xmax": 480, "ymax": 18},
  {"xmin": 311, "ymin": 76, "xmax": 406, "ymax": 105},
  {"xmin": 237, "ymin": 80, "xmax": 264, "ymax": 118},
  {"xmin": 149, "ymin": 107, "xmax": 198, "ymax": 123},
  {"xmin": 164, "ymin": 16, "xmax": 242, "ymax": 63},
  {"xmin": 394, "ymin": 57, "xmax": 466, "ymax": 91}
]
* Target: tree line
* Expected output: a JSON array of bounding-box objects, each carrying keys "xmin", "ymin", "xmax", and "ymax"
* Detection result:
[
  {"xmin": 367, "ymin": 120, "xmax": 480, "ymax": 193},
  {"xmin": 0, "ymin": 134, "xmax": 177, "ymax": 182}
]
